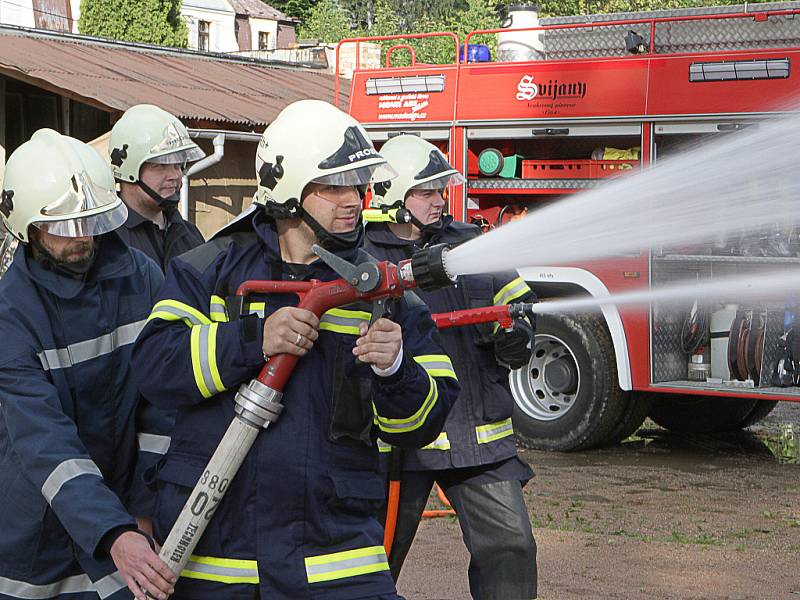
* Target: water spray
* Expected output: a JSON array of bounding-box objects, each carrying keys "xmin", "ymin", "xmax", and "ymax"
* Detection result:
[{"xmin": 446, "ymin": 110, "xmax": 800, "ymax": 276}]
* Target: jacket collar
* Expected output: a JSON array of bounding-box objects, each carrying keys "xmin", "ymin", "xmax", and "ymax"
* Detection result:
[
  {"xmin": 365, "ymin": 215, "xmax": 455, "ymax": 247},
  {"xmin": 18, "ymin": 231, "xmax": 138, "ymax": 299},
  {"xmin": 252, "ymin": 209, "xmax": 363, "ymax": 280}
]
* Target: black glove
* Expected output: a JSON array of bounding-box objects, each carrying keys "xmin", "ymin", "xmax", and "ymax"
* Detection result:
[{"xmin": 493, "ymin": 318, "xmax": 535, "ymax": 369}]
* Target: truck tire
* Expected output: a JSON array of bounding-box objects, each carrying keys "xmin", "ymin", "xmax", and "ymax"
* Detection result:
[
  {"xmin": 647, "ymin": 394, "xmax": 759, "ymax": 433},
  {"xmin": 738, "ymin": 400, "xmax": 778, "ymax": 428},
  {"xmin": 601, "ymin": 392, "xmax": 653, "ymax": 446},
  {"xmin": 509, "ymin": 313, "xmax": 628, "ymax": 451}
]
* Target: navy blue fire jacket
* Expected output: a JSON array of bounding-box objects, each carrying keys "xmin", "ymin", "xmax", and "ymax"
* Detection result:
[
  {"xmin": 365, "ymin": 216, "xmax": 535, "ymax": 471},
  {"xmin": 0, "ymin": 233, "xmax": 168, "ymax": 600},
  {"xmin": 131, "ymin": 210, "xmax": 459, "ymax": 600}
]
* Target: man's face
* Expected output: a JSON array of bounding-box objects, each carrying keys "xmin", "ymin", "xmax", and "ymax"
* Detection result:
[
  {"xmin": 302, "ymin": 183, "xmax": 362, "ymax": 233},
  {"xmin": 404, "ymin": 188, "xmax": 446, "ymax": 225},
  {"xmin": 31, "ymin": 228, "xmax": 94, "ymax": 264},
  {"xmin": 139, "ymin": 162, "xmax": 183, "ymax": 199}
]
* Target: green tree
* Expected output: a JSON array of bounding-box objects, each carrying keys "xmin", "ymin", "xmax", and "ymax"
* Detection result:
[
  {"xmin": 299, "ymin": 0, "xmax": 353, "ymax": 42},
  {"xmin": 271, "ymin": 0, "xmax": 320, "ymax": 24},
  {"xmin": 79, "ymin": 0, "xmax": 188, "ymax": 48}
]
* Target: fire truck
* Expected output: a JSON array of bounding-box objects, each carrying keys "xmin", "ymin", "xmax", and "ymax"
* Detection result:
[{"xmin": 340, "ymin": 2, "xmax": 800, "ymax": 451}]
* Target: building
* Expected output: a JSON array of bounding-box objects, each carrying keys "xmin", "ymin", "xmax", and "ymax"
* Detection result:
[
  {"xmin": 0, "ymin": 25, "xmax": 341, "ymax": 235},
  {"xmin": 0, "ymin": 0, "xmax": 297, "ymax": 53}
]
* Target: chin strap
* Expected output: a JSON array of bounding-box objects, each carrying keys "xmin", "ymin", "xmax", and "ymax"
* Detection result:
[
  {"xmin": 300, "ymin": 210, "xmax": 363, "ymax": 251},
  {"xmin": 138, "ymin": 181, "xmax": 180, "ymax": 209},
  {"xmin": 415, "ymin": 217, "xmax": 445, "ymax": 244}
]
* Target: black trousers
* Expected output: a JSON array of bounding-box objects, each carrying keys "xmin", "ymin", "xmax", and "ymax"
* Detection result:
[{"xmin": 381, "ymin": 471, "xmax": 537, "ymax": 600}]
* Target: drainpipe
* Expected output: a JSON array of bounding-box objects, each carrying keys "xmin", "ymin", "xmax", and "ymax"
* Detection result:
[{"xmin": 180, "ymin": 133, "xmax": 226, "ymax": 221}]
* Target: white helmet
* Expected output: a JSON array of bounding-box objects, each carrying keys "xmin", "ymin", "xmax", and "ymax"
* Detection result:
[
  {"xmin": 254, "ymin": 99, "xmax": 395, "ymax": 218},
  {"xmin": 1, "ymin": 129, "xmax": 128, "ymax": 243},
  {"xmin": 109, "ymin": 104, "xmax": 205, "ymax": 183},
  {"xmin": 369, "ymin": 135, "xmax": 464, "ymax": 209}
]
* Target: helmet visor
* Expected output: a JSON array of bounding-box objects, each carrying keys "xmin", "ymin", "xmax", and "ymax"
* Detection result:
[
  {"xmin": 147, "ymin": 146, "xmax": 206, "ymax": 165},
  {"xmin": 311, "ymin": 162, "xmax": 398, "ymax": 187},
  {"xmin": 411, "ymin": 171, "xmax": 466, "ymax": 191},
  {"xmin": 33, "ymin": 202, "xmax": 128, "ymax": 238},
  {"xmin": 40, "ymin": 172, "xmax": 122, "ymax": 217}
]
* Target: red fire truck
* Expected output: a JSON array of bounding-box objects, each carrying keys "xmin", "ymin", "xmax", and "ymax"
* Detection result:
[{"xmin": 339, "ymin": 2, "xmax": 800, "ymax": 451}]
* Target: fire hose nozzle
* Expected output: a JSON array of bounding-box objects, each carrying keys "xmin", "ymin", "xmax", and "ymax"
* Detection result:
[
  {"xmin": 509, "ymin": 302, "xmax": 537, "ymax": 320},
  {"xmin": 401, "ymin": 244, "xmax": 456, "ymax": 291}
]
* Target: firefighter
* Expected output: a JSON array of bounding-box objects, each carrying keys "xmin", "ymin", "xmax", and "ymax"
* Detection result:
[
  {"xmin": 109, "ymin": 104, "xmax": 206, "ymax": 272},
  {"xmin": 364, "ymin": 135, "xmax": 538, "ymax": 600},
  {"xmin": 131, "ymin": 99, "xmax": 460, "ymax": 600},
  {"xmin": 0, "ymin": 130, "xmax": 176, "ymax": 599}
]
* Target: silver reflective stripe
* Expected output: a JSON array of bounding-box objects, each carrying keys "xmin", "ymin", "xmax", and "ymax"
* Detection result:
[
  {"xmin": 197, "ymin": 324, "xmax": 224, "ymax": 396},
  {"xmin": 210, "ymin": 296, "xmax": 228, "ymax": 322},
  {"xmin": 421, "ymin": 431, "xmax": 450, "ymax": 451},
  {"xmin": 319, "ymin": 309, "xmax": 369, "ymax": 334},
  {"xmin": 475, "ymin": 418, "xmax": 514, "ymax": 444},
  {"xmin": 37, "ymin": 319, "xmax": 146, "ymax": 371},
  {"xmin": 149, "ymin": 302, "xmax": 208, "ymax": 326},
  {"xmin": 41, "ymin": 458, "xmax": 102, "ymax": 504},
  {"xmin": 305, "ymin": 546, "xmax": 389, "ymax": 584},
  {"xmin": 493, "ymin": 278, "xmax": 530, "ymax": 306},
  {"xmin": 137, "ymin": 433, "xmax": 171, "ymax": 455},
  {"xmin": 94, "ymin": 571, "xmax": 126, "ymax": 599},
  {"xmin": 183, "ymin": 558, "xmax": 260, "ymax": 583},
  {"xmin": 0, "ymin": 574, "xmax": 95, "ymax": 599},
  {"xmin": 375, "ymin": 374, "xmax": 438, "ymax": 434}
]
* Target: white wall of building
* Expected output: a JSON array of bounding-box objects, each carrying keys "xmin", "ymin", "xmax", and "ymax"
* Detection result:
[
  {"xmin": 0, "ymin": 0, "xmax": 37, "ymax": 27},
  {"xmin": 182, "ymin": 0, "xmax": 237, "ymax": 53},
  {"xmin": 247, "ymin": 16, "xmax": 277, "ymax": 51}
]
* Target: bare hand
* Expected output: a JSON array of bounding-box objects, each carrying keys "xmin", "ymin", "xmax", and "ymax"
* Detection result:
[
  {"xmin": 110, "ymin": 531, "xmax": 176, "ymax": 600},
  {"xmin": 353, "ymin": 318, "xmax": 402, "ymax": 370},
  {"xmin": 262, "ymin": 306, "xmax": 320, "ymax": 358}
]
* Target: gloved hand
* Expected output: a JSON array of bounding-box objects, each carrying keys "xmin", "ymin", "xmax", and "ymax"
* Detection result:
[{"xmin": 494, "ymin": 318, "xmax": 535, "ymax": 369}]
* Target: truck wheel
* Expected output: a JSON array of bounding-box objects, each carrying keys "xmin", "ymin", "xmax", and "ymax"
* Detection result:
[
  {"xmin": 738, "ymin": 400, "xmax": 778, "ymax": 429},
  {"xmin": 601, "ymin": 392, "xmax": 653, "ymax": 446},
  {"xmin": 509, "ymin": 313, "xmax": 628, "ymax": 451},
  {"xmin": 647, "ymin": 394, "xmax": 759, "ymax": 433}
]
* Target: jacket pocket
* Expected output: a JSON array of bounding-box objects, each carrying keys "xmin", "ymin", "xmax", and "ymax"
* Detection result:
[
  {"xmin": 152, "ymin": 455, "xmax": 207, "ymax": 545},
  {"xmin": 0, "ymin": 466, "xmax": 46, "ymax": 578},
  {"xmin": 329, "ymin": 341, "xmax": 374, "ymax": 447},
  {"xmin": 325, "ymin": 469, "xmax": 386, "ymax": 542},
  {"xmin": 480, "ymin": 365, "xmax": 515, "ymax": 423}
]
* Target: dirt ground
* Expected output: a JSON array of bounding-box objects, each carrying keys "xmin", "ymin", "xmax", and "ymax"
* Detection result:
[{"xmin": 397, "ymin": 403, "xmax": 800, "ymax": 600}]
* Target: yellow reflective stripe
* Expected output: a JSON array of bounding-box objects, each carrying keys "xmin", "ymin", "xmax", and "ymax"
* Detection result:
[
  {"xmin": 413, "ymin": 354, "xmax": 458, "ymax": 380},
  {"xmin": 319, "ymin": 308, "xmax": 371, "ymax": 335},
  {"xmin": 210, "ymin": 295, "xmax": 228, "ymax": 323},
  {"xmin": 374, "ymin": 373, "xmax": 438, "ymax": 434},
  {"xmin": 190, "ymin": 324, "xmax": 225, "ymax": 398},
  {"xmin": 208, "ymin": 323, "xmax": 224, "ymax": 393},
  {"xmin": 421, "ymin": 431, "xmax": 450, "ymax": 451},
  {"xmin": 376, "ymin": 439, "xmax": 392, "ymax": 453},
  {"xmin": 181, "ymin": 555, "xmax": 259, "ymax": 585},
  {"xmin": 493, "ymin": 277, "xmax": 530, "ymax": 306},
  {"xmin": 305, "ymin": 546, "xmax": 389, "ymax": 584},
  {"xmin": 476, "ymin": 418, "xmax": 514, "ymax": 444},
  {"xmin": 147, "ymin": 300, "xmax": 213, "ymax": 327},
  {"xmin": 246, "ymin": 302, "xmax": 265, "ymax": 317}
]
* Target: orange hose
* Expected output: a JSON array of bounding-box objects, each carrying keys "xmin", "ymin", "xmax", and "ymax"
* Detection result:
[
  {"xmin": 383, "ymin": 480, "xmax": 401, "ymax": 556},
  {"xmin": 422, "ymin": 483, "xmax": 456, "ymax": 518}
]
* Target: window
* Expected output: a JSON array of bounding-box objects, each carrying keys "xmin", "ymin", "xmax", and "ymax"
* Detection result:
[
  {"xmin": 258, "ymin": 31, "xmax": 270, "ymax": 51},
  {"xmin": 198, "ymin": 20, "xmax": 210, "ymax": 52}
]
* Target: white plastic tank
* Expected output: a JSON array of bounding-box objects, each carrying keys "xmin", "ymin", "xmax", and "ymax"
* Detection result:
[
  {"xmin": 498, "ymin": 4, "xmax": 545, "ymax": 62},
  {"xmin": 710, "ymin": 304, "xmax": 738, "ymax": 380}
]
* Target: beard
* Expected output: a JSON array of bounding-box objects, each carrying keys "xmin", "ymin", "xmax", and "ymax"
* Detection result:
[{"xmin": 51, "ymin": 239, "xmax": 95, "ymax": 264}]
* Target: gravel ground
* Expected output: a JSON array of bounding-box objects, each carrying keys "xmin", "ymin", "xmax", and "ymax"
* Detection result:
[{"xmin": 397, "ymin": 403, "xmax": 800, "ymax": 600}]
